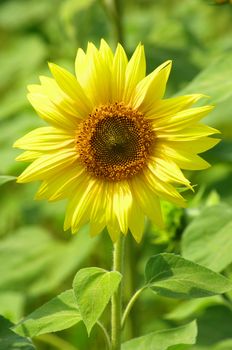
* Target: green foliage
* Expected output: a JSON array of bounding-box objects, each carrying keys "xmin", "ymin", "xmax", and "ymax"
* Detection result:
[
  {"xmin": 165, "ymin": 296, "xmax": 223, "ymax": 321},
  {"xmin": 0, "ymin": 225, "xmax": 98, "ymax": 297},
  {"xmin": 14, "ymin": 290, "xmax": 81, "ymax": 338},
  {"xmin": 0, "ymin": 176, "xmax": 16, "ymax": 186},
  {"xmin": 182, "ymin": 204, "xmax": 232, "ymax": 272},
  {"xmin": 0, "ymin": 316, "xmax": 35, "ymax": 350},
  {"xmin": 145, "ymin": 253, "xmax": 232, "ymax": 298},
  {"xmin": 73, "ymin": 267, "xmax": 121, "ymax": 334},
  {"xmin": 122, "ymin": 321, "xmax": 197, "ymax": 350}
]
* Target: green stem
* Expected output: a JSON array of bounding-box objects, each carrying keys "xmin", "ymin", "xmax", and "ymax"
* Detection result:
[
  {"xmin": 121, "ymin": 287, "xmax": 145, "ymax": 329},
  {"xmin": 111, "ymin": 236, "xmax": 125, "ymax": 350},
  {"xmin": 97, "ymin": 321, "xmax": 111, "ymax": 350},
  {"xmin": 100, "ymin": 0, "xmax": 124, "ymax": 45},
  {"xmin": 36, "ymin": 333, "xmax": 78, "ymax": 350}
]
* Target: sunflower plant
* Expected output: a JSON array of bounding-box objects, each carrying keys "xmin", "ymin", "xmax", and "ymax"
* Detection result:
[{"xmin": 11, "ymin": 41, "xmax": 232, "ymax": 350}]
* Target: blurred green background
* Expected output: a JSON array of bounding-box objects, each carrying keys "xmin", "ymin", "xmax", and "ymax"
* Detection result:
[{"xmin": 0, "ymin": 0, "xmax": 232, "ymax": 349}]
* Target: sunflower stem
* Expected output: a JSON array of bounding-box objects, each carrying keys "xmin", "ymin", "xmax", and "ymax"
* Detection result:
[
  {"xmin": 111, "ymin": 235, "xmax": 125, "ymax": 350},
  {"xmin": 100, "ymin": 0, "xmax": 124, "ymax": 45}
]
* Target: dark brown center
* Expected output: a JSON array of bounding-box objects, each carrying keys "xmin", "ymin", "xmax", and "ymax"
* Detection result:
[{"xmin": 76, "ymin": 103, "xmax": 154, "ymax": 181}]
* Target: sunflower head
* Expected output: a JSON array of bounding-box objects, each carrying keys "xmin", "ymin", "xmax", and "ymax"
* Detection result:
[{"xmin": 14, "ymin": 40, "xmax": 220, "ymax": 242}]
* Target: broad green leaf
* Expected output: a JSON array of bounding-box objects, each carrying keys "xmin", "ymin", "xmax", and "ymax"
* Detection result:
[
  {"xmin": 208, "ymin": 339, "xmax": 232, "ymax": 350},
  {"xmin": 73, "ymin": 267, "xmax": 122, "ymax": 334},
  {"xmin": 0, "ymin": 0, "xmax": 53, "ymax": 30},
  {"xmin": 0, "ymin": 36, "xmax": 46, "ymax": 91},
  {"xmin": 0, "ymin": 225, "xmax": 97, "ymax": 296},
  {"xmin": 0, "ymin": 176, "xmax": 16, "ymax": 186},
  {"xmin": 0, "ymin": 292, "xmax": 25, "ymax": 323},
  {"xmin": 177, "ymin": 52, "xmax": 232, "ymax": 136},
  {"xmin": 192, "ymin": 339, "xmax": 232, "ymax": 350},
  {"xmin": 122, "ymin": 321, "xmax": 197, "ymax": 350},
  {"xmin": 145, "ymin": 253, "xmax": 232, "ymax": 299},
  {"xmin": 165, "ymin": 296, "xmax": 223, "ymax": 321},
  {"xmin": 0, "ymin": 316, "xmax": 35, "ymax": 350},
  {"xmin": 179, "ymin": 53, "xmax": 232, "ymax": 105},
  {"xmin": 193, "ymin": 304, "xmax": 232, "ymax": 347},
  {"xmin": 181, "ymin": 204, "xmax": 232, "ymax": 272},
  {"xmin": 14, "ymin": 290, "xmax": 81, "ymax": 337}
]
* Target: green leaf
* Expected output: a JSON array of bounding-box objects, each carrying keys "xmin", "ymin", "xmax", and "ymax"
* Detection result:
[
  {"xmin": 0, "ymin": 292, "xmax": 25, "ymax": 323},
  {"xmin": 165, "ymin": 296, "xmax": 223, "ymax": 321},
  {"xmin": 179, "ymin": 53, "xmax": 232, "ymax": 105},
  {"xmin": 122, "ymin": 321, "xmax": 197, "ymax": 350},
  {"xmin": 210, "ymin": 339, "xmax": 232, "ymax": 350},
  {"xmin": 0, "ymin": 0, "xmax": 53, "ymax": 30},
  {"xmin": 14, "ymin": 290, "xmax": 81, "ymax": 338},
  {"xmin": 0, "ymin": 225, "xmax": 98, "ymax": 296},
  {"xmin": 0, "ymin": 36, "xmax": 46, "ymax": 91},
  {"xmin": 177, "ymin": 52, "xmax": 232, "ymax": 136},
  {"xmin": 73, "ymin": 267, "xmax": 122, "ymax": 334},
  {"xmin": 0, "ymin": 176, "xmax": 16, "ymax": 186},
  {"xmin": 0, "ymin": 316, "xmax": 35, "ymax": 350},
  {"xmin": 194, "ymin": 304, "xmax": 232, "ymax": 347},
  {"xmin": 181, "ymin": 204, "xmax": 232, "ymax": 272},
  {"xmin": 145, "ymin": 253, "xmax": 232, "ymax": 299}
]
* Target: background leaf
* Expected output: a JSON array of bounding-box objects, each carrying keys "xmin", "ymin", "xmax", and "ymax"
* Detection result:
[
  {"xmin": 0, "ymin": 176, "xmax": 16, "ymax": 186},
  {"xmin": 181, "ymin": 204, "xmax": 232, "ymax": 272},
  {"xmin": 122, "ymin": 321, "xmax": 197, "ymax": 350},
  {"xmin": 0, "ymin": 225, "xmax": 98, "ymax": 297},
  {"xmin": 145, "ymin": 253, "xmax": 232, "ymax": 299}
]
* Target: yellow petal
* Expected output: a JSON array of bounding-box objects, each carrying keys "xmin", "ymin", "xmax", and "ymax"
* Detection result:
[
  {"xmin": 130, "ymin": 176, "xmax": 164, "ymax": 229},
  {"xmin": 48, "ymin": 63, "xmax": 92, "ymax": 115},
  {"xmin": 16, "ymin": 151, "xmax": 43, "ymax": 162},
  {"xmin": 17, "ymin": 150, "xmax": 78, "ymax": 183},
  {"xmin": 75, "ymin": 42, "xmax": 112, "ymax": 105},
  {"xmin": 163, "ymin": 138, "xmax": 220, "ymax": 154},
  {"xmin": 75, "ymin": 47, "xmax": 87, "ymax": 83},
  {"xmin": 89, "ymin": 221, "xmax": 105, "ymax": 238},
  {"xmin": 105, "ymin": 183, "xmax": 122, "ymax": 242},
  {"xmin": 143, "ymin": 169, "xmax": 187, "ymax": 207},
  {"xmin": 64, "ymin": 176, "xmax": 98, "ymax": 232},
  {"xmin": 27, "ymin": 84, "xmax": 43, "ymax": 93},
  {"xmin": 153, "ymin": 106, "xmax": 214, "ymax": 132},
  {"xmin": 148, "ymin": 157, "xmax": 192, "ymax": 190},
  {"xmin": 71, "ymin": 179, "xmax": 100, "ymax": 233},
  {"xmin": 128, "ymin": 200, "xmax": 145, "ymax": 243},
  {"xmin": 159, "ymin": 144, "xmax": 211, "ymax": 170},
  {"xmin": 132, "ymin": 60, "xmax": 172, "ymax": 111},
  {"xmin": 145, "ymin": 94, "xmax": 205, "ymax": 119},
  {"xmin": 13, "ymin": 126, "xmax": 74, "ymax": 151},
  {"xmin": 39, "ymin": 76, "xmax": 82, "ymax": 118},
  {"xmin": 27, "ymin": 93, "xmax": 78, "ymax": 130},
  {"xmin": 35, "ymin": 166, "xmax": 84, "ymax": 201},
  {"xmin": 89, "ymin": 183, "xmax": 107, "ymax": 237},
  {"xmin": 156, "ymin": 124, "xmax": 220, "ymax": 141},
  {"xmin": 107, "ymin": 220, "xmax": 121, "ymax": 242},
  {"xmin": 112, "ymin": 43, "xmax": 128, "ymax": 102},
  {"xmin": 112, "ymin": 181, "xmax": 132, "ymax": 234},
  {"xmin": 123, "ymin": 43, "xmax": 146, "ymax": 104},
  {"xmin": 99, "ymin": 39, "xmax": 114, "ymax": 67}
]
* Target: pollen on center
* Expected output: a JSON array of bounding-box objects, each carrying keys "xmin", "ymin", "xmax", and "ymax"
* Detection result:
[{"xmin": 75, "ymin": 102, "xmax": 155, "ymax": 181}]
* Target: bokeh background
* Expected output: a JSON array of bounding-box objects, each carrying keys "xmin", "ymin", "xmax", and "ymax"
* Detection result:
[{"xmin": 0, "ymin": 0, "xmax": 232, "ymax": 349}]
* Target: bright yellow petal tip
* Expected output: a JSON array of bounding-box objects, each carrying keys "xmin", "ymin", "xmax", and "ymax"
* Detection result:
[{"xmin": 14, "ymin": 40, "xmax": 220, "ymax": 243}]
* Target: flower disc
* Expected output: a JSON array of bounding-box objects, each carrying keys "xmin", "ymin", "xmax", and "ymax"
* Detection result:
[{"xmin": 76, "ymin": 103, "xmax": 154, "ymax": 181}]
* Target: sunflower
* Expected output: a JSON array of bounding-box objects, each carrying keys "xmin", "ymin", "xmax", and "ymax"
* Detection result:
[{"xmin": 14, "ymin": 40, "xmax": 220, "ymax": 242}]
